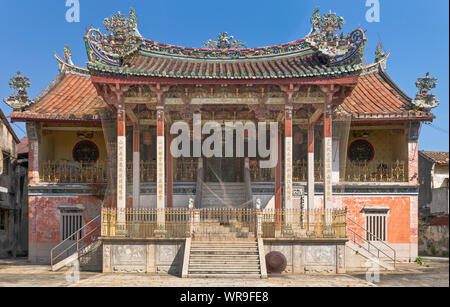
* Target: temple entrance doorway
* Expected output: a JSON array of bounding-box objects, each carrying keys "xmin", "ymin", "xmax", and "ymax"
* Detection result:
[{"xmin": 205, "ymin": 158, "xmax": 244, "ymax": 183}]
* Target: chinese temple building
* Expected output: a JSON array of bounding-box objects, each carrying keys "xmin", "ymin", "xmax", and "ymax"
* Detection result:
[{"xmin": 5, "ymin": 8, "xmax": 439, "ymax": 275}]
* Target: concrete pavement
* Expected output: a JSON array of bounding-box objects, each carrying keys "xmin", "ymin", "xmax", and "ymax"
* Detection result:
[{"xmin": 0, "ymin": 257, "xmax": 447, "ymax": 287}]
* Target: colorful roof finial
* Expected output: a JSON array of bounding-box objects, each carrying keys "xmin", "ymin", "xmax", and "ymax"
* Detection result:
[
  {"xmin": 306, "ymin": 8, "xmax": 366, "ymax": 66},
  {"xmin": 3, "ymin": 72, "xmax": 32, "ymax": 110},
  {"xmin": 85, "ymin": 8, "xmax": 142, "ymax": 66},
  {"xmin": 64, "ymin": 45, "xmax": 74, "ymax": 65},
  {"xmin": 203, "ymin": 32, "xmax": 247, "ymax": 49},
  {"xmin": 309, "ymin": 7, "xmax": 345, "ymax": 36},
  {"xmin": 412, "ymin": 73, "xmax": 439, "ymax": 110}
]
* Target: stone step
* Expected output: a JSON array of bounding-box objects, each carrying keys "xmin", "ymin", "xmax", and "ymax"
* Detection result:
[
  {"xmin": 191, "ymin": 247, "xmax": 258, "ymax": 250},
  {"xmin": 202, "ymin": 195, "xmax": 245, "ymax": 197},
  {"xmin": 202, "ymin": 192, "xmax": 245, "ymax": 195},
  {"xmin": 191, "ymin": 247, "xmax": 258, "ymax": 251},
  {"xmin": 191, "ymin": 244, "xmax": 258, "ymax": 248},
  {"xmin": 203, "ymin": 183, "xmax": 246, "ymax": 187},
  {"xmin": 189, "ymin": 259, "xmax": 260, "ymax": 263},
  {"xmin": 189, "ymin": 264, "xmax": 260, "ymax": 268},
  {"xmin": 190, "ymin": 254, "xmax": 260, "ymax": 258},
  {"xmin": 189, "ymin": 259, "xmax": 259, "ymax": 264},
  {"xmin": 189, "ymin": 268, "xmax": 261, "ymax": 272},
  {"xmin": 191, "ymin": 252, "xmax": 259, "ymax": 256},
  {"xmin": 202, "ymin": 192, "xmax": 244, "ymax": 194},
  {"xmin": 191, "ymin": 246, "xmax": 258, "ymax": 253},
  {"xmin": 188, "ymin": 273, "xmax": 261, "ymax": 279},
  {"xmin": 192, "ymin": 244, "xmax": 258, "ymax": 250},
  {"xmin": 202, "ymin": 194, "xmax": 245, "ymax": 198}
]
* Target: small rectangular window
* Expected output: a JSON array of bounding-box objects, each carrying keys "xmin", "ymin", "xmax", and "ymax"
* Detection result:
[
  {"xmin": 2, "ymin": 152, "xmax": 10, "ymax": 175},
  {"xmin": 366, "ymin": 213, "xmax": 387, "ymax": 242},
  {"xmin": 61, "ymin": 211, "xmax": 83, "ymax": 241}
]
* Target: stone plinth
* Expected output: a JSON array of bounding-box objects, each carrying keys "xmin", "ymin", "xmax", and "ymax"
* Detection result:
[{"xmin": 101, "ymin": 238, "xmax": 185, "ymax": 275}]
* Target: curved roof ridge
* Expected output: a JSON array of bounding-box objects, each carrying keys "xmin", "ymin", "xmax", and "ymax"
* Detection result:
[
  {"xmin": 142, "ymin": 37, "xmax": 307, "ymax": 54},
  {"xmin": 378, "ymin": 67, "xmax": 412, "ymax": 103},
  {"xmin": 23, "ymin": 54, "xmax": 91, "ymax": 112},
  {"xmin": 361, "ymin": 51, "xmax": 390, "ymax": 75},
  {"xmin": 54, "ymin": 53, "xmax": 90, "ymax": 75},
  {"xmin": 84, "ymin": 8, "xmax": 367, "ymax": 78}
]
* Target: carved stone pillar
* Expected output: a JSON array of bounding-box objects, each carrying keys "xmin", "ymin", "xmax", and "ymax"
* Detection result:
[
  {"xmin": 285, "ymin": 106, "xmax": 293, "ymax": 211},
  {"xmin": 26, "ymin": 123, "xmax": 40, "ymax": 185},
  {"xmin": 307, "ymin": 123, "xmax": 315, "ymax": 212},
  {"xmin": 323, "ymin": 102, "xmax": 333, "ymax": 211},
  {"xmin": 116, "ymin": 103, "xmax": 127, "ymax": 226},
  {"xmin": 132, "ymin": 123, "xmax": 140, "ymax": 208},
  {"xmin": 275, "ymin": 126, "xmax": 282, "ymax": 233},
  {"xmin": 156, "ymin": 106, "xmax": 166, "ymax": 229},
  {"xmin": 166, "ymin": 126, "xmax": 173, "ymax": 209},
  {"xmin": 319, "ymin": 85, "xmax": 339, "ymax": 212}
]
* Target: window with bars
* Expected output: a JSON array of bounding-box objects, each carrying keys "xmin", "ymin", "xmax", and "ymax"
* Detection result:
[
  {"xmin": 61, "ymin": 211, "xmax": 83, "ymax": 241},
  {"xmin": 365, "ymin": 212, "xmax": 388, "ymax": 242},
  {"xmin": 2, "ymin": 151, "xmax": 10, "ymax": 175}
]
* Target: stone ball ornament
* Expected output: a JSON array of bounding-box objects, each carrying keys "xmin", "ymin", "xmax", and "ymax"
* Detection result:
[{"xmin": 265, "ymin": 251, "xmax": 287, "ymax": 274}]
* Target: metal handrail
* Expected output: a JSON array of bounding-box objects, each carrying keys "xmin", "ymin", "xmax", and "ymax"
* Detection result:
[
  {"xmin": 50, "ymin": 215, "xmax": 101, "ymax": 267},
  {"xmin": 347, "ymin": 217, "xmax": 396, "ymax": 267}
]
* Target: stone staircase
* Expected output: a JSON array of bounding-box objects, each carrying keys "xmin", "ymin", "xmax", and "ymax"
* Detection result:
[
  {"xmin": 186, "ymin": 240, "xmax": 266, "ymax": 278},
  {"xmin": 193, "ymin": 218, "xmax": 255, "ymax": 240},
  {"xmin": 201, "ymin": 182, "xmax": 247, "ymax": 208}
]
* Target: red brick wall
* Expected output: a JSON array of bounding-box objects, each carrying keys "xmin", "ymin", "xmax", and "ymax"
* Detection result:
[
  {"xmin": 342, "ymin": 196, "xmax": 413, "ymax": 245},
  {"xmin": 28, "ymin": 195, "xmax": 102, "ymax": 262}
]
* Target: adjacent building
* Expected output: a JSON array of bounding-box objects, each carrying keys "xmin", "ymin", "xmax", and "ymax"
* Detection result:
[
  {"xmin": 419, "ymin": 151, "xmax": 449, "ymax": 215},
  {"xmin": 0, "ymin": 109, "xmax": 27, "ymax": 258}
]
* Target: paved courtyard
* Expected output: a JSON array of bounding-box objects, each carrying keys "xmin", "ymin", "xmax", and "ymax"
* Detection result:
[{"xmin": 0, "ymin": 257, "xmax": 447, "ymax": 287}]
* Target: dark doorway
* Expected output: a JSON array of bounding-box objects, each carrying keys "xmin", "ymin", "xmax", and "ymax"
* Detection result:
[{"xmin": 205, "ymin": 158, "xmax": 244, "ymax": 182}]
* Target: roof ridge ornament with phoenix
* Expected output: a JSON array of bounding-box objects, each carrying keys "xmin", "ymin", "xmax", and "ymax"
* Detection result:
[
  {"xmin": 203, "ymin": 32, "xmax": 247, "ymax": 49},
  {"xmin": 305, "ymin": 7, "xmax": 366, "ymax": 66},
  {"xmin": 85, "ymin": 8, "xmax": 142, "ymax": 66}
]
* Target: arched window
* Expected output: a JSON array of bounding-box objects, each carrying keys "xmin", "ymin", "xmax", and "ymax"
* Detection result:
[{"xmin": 72, "ymin": 140, "xmax": 99, "ymax": 163}]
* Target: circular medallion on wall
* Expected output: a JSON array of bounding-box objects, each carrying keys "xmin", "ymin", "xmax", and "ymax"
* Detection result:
[
  {"xmin": 348, "ymin": 139, "xmax": 375, "ymax": 162},
  {"xmin": 265, "ymin": 251, "xmax": 287, "ymax": 274},
  {"xmin": 72, "ymin": 140, "xmax": 100, "ymax": 163}
]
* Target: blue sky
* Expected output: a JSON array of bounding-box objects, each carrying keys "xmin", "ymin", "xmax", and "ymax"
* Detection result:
[{"xmin": 1, "ymin": 0, "xmax": 448, "ymax": 151}]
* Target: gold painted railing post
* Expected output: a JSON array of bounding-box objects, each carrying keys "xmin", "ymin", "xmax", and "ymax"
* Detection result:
[{"xmin": 256, "ymin": 209, "xmax": 263, "ymax": 238}]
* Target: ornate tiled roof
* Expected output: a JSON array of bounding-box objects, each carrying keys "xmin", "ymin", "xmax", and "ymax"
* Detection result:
[
  {"xmin": 5, "ymin": 8, "xmax": 435, "ymax": 124},
  {"xmin": 340, "ymin": 66, "xmax": 434, "ymax": 121},
  {"xmin": 420, "ymin": 151, "xmax": 449, "ymax": 166},
  {"xmin": 8, "ymin": 59, "xmax": 433, "ymax": 124},
  {"xmin": 10, "ymin": 58, "xmax": 106, "ymax": 122},
  {"xmin": 85, "ymin": 8, "xmax": 367, "ymax": 79}
]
